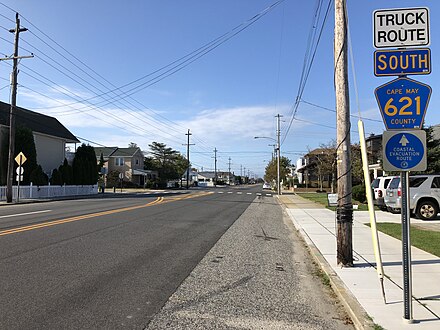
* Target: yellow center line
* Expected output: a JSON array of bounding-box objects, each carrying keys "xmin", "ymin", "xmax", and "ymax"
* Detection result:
[
  {"xmin": 0, "ymin": 196, "xmax": 164, "ymax": 237},
  {"xmin": 0, "ymin": 191, "xmax": 214, "ymax": 237},
  {"xmin": 162, "ymin": 191, "xmax": 214, "ymax": 203}
]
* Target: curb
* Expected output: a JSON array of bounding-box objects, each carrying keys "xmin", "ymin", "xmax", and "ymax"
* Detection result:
[{"xmin": 278, "ymin": 197, "xmax": 375, "ymax": 330}]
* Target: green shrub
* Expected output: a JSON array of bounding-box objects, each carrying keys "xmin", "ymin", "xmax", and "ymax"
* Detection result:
[
  {"xmin": 352, "ymin": 184, "xmax": 367, "ymax": 203},
  {"xmin": 30, "ymin": 165, "xmax": 48, "ymax": 186}
]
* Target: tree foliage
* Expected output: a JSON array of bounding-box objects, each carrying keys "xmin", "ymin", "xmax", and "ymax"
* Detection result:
[
  {"xmin": 50, "ymin": 168, "xmax": 63, "ymax": 185},
  {"xmin": 106, "ymin": 170, "xmax": 121, "ymax": 188},
  {"xmin": 264, "ymin": 156, "xmax": 291, "ymax": 185},
  {"xmin": 0, "ymin": 129, "xmax": 8, "ymax": 185},
  {"xmin": 59, "ymin": 158, "xmax": 74, "ymax": 184},
  {"xmin": 72, "ymin": 144, "xmax": 99, "ymax": 185},
  {"xmin": 15, "ymin": 126, "xmax": 38, "ymax": 185},
  {"xmin": 313, "ymin": 141, "xmax": 337, "ymax": 192},
  {"xmin": 351, "ymin": 144, "xmax": 364, "ymax": 185},
  {"xmin": 0, "ymin": 126, "xmax": 39, "ymax": 185},
  {"xmin": 29, "ymin": 165, "xmax": 48, "ymax": 186},
  {"xmin": 425, "ymin": 125, "xmax": 440, "ymax": 173},
  {"xmin": 145, "ymin": 142, "xmax": 189, "ymax": 187}
]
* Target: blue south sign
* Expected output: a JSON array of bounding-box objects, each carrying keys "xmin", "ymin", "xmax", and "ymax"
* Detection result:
[
  {"xmin": 374, "ymin": 48, "xmax": 431, "ymax": 76},
  {"xmin": 375, "ymin": 77, "xmax": 431, "ymax": 129},
  {"xmin": 383, "ymin": 130, "xmax": 426, "ymax": 172}
]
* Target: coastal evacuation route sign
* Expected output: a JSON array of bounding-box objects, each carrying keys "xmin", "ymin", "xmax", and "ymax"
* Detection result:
[{"xmin": 382, "ymin": 130, "xmax": 426, "ymax": 172}]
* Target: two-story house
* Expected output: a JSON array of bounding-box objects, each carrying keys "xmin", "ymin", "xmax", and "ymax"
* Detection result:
[{"xmin": 94, "ymin": 146, "xmax": 156, "ymax": 186}]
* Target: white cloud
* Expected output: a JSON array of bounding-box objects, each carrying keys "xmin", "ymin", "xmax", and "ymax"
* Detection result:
[
  {"xmin": 19, "ymin": 86, "xmax": 312, "ymax": 157},
  {"xmin": 177, "ymin": 105, "xmax": 293, "ymax": 145}
]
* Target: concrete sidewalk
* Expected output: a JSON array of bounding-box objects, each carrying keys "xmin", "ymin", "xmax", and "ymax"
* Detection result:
[{"xmin": 279, "ymin": 193, "xmax": 440, "ymax": 330}]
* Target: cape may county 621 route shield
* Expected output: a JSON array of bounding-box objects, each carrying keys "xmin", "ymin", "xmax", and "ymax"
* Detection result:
[{"xmin": 374, "ymin": 77, "xmax": 431, "ymax": 130}]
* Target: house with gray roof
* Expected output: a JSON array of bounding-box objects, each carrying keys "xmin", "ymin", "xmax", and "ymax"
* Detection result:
[
  {"xmin": 0, "ymin": 101, "xmax": 79, "ymax": 175},
  {"xmin": 197, "ymin": 171, "xmax": 234, "ymax": 186},
  {"xmin": 94, "ymin": 146, "xmax": 156, "ymax": 186}
]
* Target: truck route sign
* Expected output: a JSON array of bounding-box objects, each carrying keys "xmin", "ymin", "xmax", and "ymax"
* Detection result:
[{"xmin": 373, "ymin": 7, "xmax": 430, "ymax": 48}]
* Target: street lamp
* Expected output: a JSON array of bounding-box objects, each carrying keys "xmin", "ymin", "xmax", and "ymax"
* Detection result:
[{"xmin": 254, "ymin": 136, "xmax": 280, "ymax": 195}]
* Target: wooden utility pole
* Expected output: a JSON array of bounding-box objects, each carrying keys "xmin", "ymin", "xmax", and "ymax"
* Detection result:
[
  {"xmin": 276, "ymin": 114, "xmax": 282, "ymax": 195},
  {"xmin": 334, "ymin": 0, "xmax": 353, "ymax": 266},
  {"xmin": 213, "ymin": 148, "xmax": 217, "ymax": 187},
  {"xmin": 183, "ymin": 129, "xmax": 194, "ymax": 189},
  {"xmin": 5, "ymin": 14, "xmax": 29, "ymax": 203},
  {"xmin": 228, "ymin": 157, "xmax": 231, "ymax": 185}
]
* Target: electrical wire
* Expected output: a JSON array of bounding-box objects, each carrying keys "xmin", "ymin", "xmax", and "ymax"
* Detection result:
[
  {"xmin": 0, "ymin": 1, "xmax": 286, "ymax": 172},
  {"xmin": 300, "ymin": 100, "xmax": 382, "ymax": 123},
  {"xmin": 281, "ymin": 0, "xmax": 333, "ymax": 145},
  {"xmin": 12, "ymin": 3, "xmax": 284, "ymax": 158}
]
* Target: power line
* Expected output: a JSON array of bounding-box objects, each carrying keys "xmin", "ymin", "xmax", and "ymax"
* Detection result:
[
  {"xmin": 281, "ymin": 0, "xmax": 333, "ymax": 145},
  {"xmin": 0, "ymin": 1, "xmax": 285, "ymax": 171},
  {"xmin": 0, "ymin": 1, "xmax": 284, "ymax": 158},
  {"xmin": 301, "ymin": 99, "xmax": 382, "ymax": 123}
]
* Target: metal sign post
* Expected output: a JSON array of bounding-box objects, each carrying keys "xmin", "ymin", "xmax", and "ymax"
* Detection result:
[
  {"xmin": 14, "ymin": 152, "xmax": 26, "ymax": 203},
  {"xmin": 16, "ymin": 165, "xmax": 23, "ymax": 202},
  {"xmin": 401, "ymin": 171, "xmax": 413, "ymax": 321},
  {"xmin": 119, "ymin": 172, "xmax": 124, "ymax": 193}
]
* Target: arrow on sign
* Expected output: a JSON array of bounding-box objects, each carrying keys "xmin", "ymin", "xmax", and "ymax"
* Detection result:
[{"xmin": 399, "ymin": 135, "xmax": 409, "ymax": 147}]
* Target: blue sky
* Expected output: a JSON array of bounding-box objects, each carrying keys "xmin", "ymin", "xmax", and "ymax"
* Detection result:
[{"xmin": 0, "ymin": 0, "xmax": 438, "ymax": 177}]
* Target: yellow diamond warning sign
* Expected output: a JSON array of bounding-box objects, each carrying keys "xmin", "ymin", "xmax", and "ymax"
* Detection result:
[{"xmin": 15, "ymin": 152, "xmax": 27, "ymax": 166}]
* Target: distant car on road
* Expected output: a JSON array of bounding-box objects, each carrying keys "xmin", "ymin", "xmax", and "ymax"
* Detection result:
[{"xmin": 263, "ymin": 182, "xmax": 271, "ymax": 190}]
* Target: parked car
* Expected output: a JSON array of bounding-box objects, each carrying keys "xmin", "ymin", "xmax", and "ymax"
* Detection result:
[
  {"xmin": 384, "ymin": 176, "xmax": 401, "ymax": 214},
  {"xmin": 262, "ymin": 182, "xmax": 271, "ymax": 190},
  {"xmin": 371, "ymin": 176, "xmax": 393, "ymax": 210},
  {"xmin": 384, "ymin": 174, "xmax": 440, "ymax": 220}
]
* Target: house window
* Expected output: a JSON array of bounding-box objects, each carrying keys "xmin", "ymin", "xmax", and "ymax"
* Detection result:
[
  {"xmin": 135, "ymin": 158, "xmax": 139, "ymax": 165},
  {"xmin": 115, "ymin": 157, "xmax": 124, "ymax": 166}
]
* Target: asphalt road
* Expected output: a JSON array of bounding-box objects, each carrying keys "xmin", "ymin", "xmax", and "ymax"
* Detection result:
[
  {"xmin": 147, "ymin": 190, "xmax": 353, "ymax": 329},
  {"xmin": 0, "ymin": 185, "xmax": 262, "ymax": 329}
]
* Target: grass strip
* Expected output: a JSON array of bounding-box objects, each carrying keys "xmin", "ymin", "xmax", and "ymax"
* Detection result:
[
  {"xmin": 297, "ymin": 192, "xmax": 370, "ymax": 211},
  {"xmin": 374, "ymin": 222, "xmax": 440, "ymax": 257}
]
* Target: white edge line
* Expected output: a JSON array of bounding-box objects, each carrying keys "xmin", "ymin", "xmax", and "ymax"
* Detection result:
[{"xmin": 0, "ymin": 209, "xmax": 52, "ymax": 219}]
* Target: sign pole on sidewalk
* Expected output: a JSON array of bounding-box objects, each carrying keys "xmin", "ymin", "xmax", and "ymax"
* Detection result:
[
  {"xmin": 373, "ymin": 6, "xmax": 431, "ymax": 322},
  {"xmin": 401, "ymin": 171, "xmax": 413, "ymax": 321}
]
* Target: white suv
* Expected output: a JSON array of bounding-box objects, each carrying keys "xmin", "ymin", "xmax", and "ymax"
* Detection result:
[
  {"xmin": 371, "ymin": 176, "xmax": 393, "ymax": 210},
  {"xmin": 384, "ymin": 174, "xmax": 440, "ymax": 220}
]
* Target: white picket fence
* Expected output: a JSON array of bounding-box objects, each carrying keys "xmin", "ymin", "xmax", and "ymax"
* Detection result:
[{"xmin": 0, "ymin": 184, "xmax": 98, "ymax": 201}]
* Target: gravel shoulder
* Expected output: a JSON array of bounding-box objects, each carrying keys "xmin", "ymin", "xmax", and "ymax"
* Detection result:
[{"xmin": 145, "ymin": 195, "xmax": 354, "ymax": 329}]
